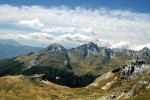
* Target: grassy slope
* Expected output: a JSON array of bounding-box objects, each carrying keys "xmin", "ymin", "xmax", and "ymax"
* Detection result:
[
  {"xmin": 16, "ymin": 51, "xmax": 68, "ymax": 69},
  {"xmin": 0, "ymin": 71, "xmax": 149, "ymax": 100},
  {"xmin": 0, "ymin": 75, "xmax": 98, "ymax": 100},
  {"xmin": 16, "ymin": 47, "xmax": 132, "ymax": 76},
  {"xmin": 68, "ymin": 51, "xmax": 132, "ymax": 75}
]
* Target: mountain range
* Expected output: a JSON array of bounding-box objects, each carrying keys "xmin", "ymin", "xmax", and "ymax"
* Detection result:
[
  {"xmin": 0, "ymin": 38, "xmax": 42, "ymax": 59},
  {"xmin": 0, "ymin": 42, "xmax": 149, "ymax": 100},
  {"xmin": 0, "ymin": 38, "xmax": 20, "ymax": 46}
]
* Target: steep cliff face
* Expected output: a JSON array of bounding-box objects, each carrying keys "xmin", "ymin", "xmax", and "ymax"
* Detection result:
[{"xmin": 120, "ymin": 60, "xmax": 149, "ymax": 79}]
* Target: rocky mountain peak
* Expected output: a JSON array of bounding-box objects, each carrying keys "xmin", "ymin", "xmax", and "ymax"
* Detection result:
[
  {"xmin": 70, "ymin": 42, "xmax": 114, "ymax": 59},
  {"xmin": 140, "ymin": 47, "xmax": 150, "ymax": 54},
  {"xmin": 17, "ymin": 43, "xmax": 71, "ymax": 69},
  {"xmin": 39, "ymin": 43, "xmax": 69, "ymax": 60},
  {"xmin": 86, "ymin": 42, "xmax": 99, "ymax": 52},
  {"xmin": 141, "ymin": 47, "xmax": 149, "ymax": 51},
  {"xmin": 136, "ymin": 47, "xmax": 150, "ymax": 64},
  {"xmin": 70, "ymin": 42, "xmax": 100, "ymax": 58},
  {"xmin": 87, "ymin": 42, "xmax": 96, "ymax": 47},
  {"xmin": 46, "ymin": 43, "xmax": 64, "ymax": 52},
  {"xmin": 51, "ymin": 43, "xmax": 61, "ymax": 47}
]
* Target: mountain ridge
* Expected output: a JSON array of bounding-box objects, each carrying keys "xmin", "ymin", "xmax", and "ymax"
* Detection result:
[
  {"xmin": 0, "ymin": 42, "xmax": 149, "ymax": 100},
  {"xmin": 0, "ymin": 42, "xmax": 150, "ymax": 88},
  {"xmin": 9, "ymin": 42, "xmax": 150, "ymax": 76}
]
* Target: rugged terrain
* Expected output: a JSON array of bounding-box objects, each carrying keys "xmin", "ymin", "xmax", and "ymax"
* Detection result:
[
  {"xmin": 15, "ymin": 42, "xmax": 150, "ymax": 76},
  {"xmin": 0, "ymin": 42, "xmax": 150, "ymax": 100},
  {"xmin": 0, "ymin": 60, "xmax": 149, "ymax": 100}
]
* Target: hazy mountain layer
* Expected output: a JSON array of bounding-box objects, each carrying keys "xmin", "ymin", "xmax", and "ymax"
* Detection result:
[
  {"xmin": 0, "ymin": 38, "xmax": 42, "ymax": 59},
  {"xmin": 0, "ymin": 44, "xmax": 42, "ymax": 59},
  {"xmin": 0, "ymin": 38, "xmax": 20, "ymax": 46}
]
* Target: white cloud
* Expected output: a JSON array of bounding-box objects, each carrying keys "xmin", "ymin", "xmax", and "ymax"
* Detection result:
[
  {"xmin": 0, "ymin": 4, "xmax": 150, "ymax": 50},
  {"xmin": 110, "ymin": 41, "xmax": 130, "ymax": 49},
  {"xmin": 0, "ymin": 32, "xmax": 54, "ymax": 43},
  {"xmin": 58, "ymin": 33, "xmax": 94, "ymax": 43},
  {"xmin": 17, "ymin": 32, "xmax": 54, "ymax": 43},
  {"xmin": 31, "ymin": 32, "xmax": 54, "ymax": 40},
  {"xmin": 18, "ymin": 18, "xmax": 44, "ymax": 29},
  {"xmin": 133, "ymin": 44, "xmax": 150, "ymax": 51},
  {"xmin": 42, "ymin": 27, "xmax": 77, "ymax": 34}
]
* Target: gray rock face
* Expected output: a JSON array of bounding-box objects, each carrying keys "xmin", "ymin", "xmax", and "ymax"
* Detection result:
[
  {"xmin": 44, "ymin": 43, "xmax": 68, "ymax": 55},
  {"xmin": 138, "ymin": 47, "xmax": 150, "ymax": 64},
  {"xmin": 70, "ymin": 42, "xmax": 113, "ymax": 59},
  {"xmin": 112, "ymin": 47, "xmax": 150, "ymax": 65},
  {"xmin": 87, "ymin": 42, "xmax": 100, "ymax": 53},
  {"xmin": 120, "ymin": 59, "xmax": 149, "ymax": 79},
  {"xmin": 93, "ymin": 59, "xmax": 150, "ymax": 100},
  {"xmin": 26, "ymin": 74, "xmax": 45, "ymax": 81},
  {"xmin": 124, "ymin": 47, "xmax": 150, "ymax": 64},
  {"xmin": 70, "ymin": 42, "xmax": 100, "ymax": 58},
  {"xmin": 101, "ymin": 48, "xmax": 113, "ymax": 63}
]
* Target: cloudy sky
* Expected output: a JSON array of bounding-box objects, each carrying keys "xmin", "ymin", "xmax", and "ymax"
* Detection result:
[{"xmin": 0, "ymin": 0, "xmax": 150, "ymax": 50}]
